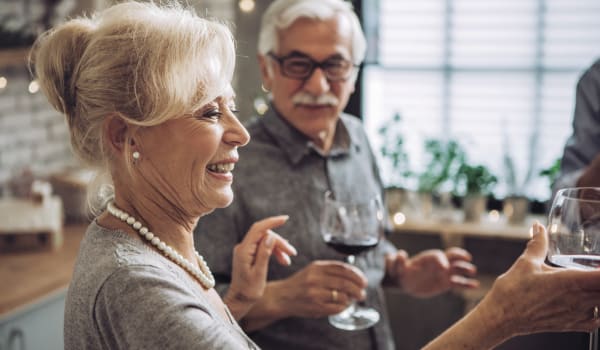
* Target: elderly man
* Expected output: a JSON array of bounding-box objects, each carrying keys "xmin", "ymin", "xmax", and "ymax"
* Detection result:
[{"xmin": 195, "ymin": 0, "xmax": 478, "ymax": 348}]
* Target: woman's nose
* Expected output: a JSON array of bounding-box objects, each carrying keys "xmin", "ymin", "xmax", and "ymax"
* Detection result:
[{"xmin": 224, "ymin": 113, "xmax": 250, "ymax": 147}]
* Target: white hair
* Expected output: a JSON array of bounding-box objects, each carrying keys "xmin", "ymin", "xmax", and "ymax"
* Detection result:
[{"xmin": 257, "ymin": 0, "xmax": 366, "ymax": 65}]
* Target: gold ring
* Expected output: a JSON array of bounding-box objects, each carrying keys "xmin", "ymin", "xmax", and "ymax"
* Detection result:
[
  {"xmin": 331, "ymin": 289, "xmax": 338, "ymax": 303},
  {"xmin": 593, "ymin": 306, "xmax": 599, "ymax": 321}
]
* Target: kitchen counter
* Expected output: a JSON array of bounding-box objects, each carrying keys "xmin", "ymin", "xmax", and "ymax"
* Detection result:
[
  {"xmin": 0, "ymin": 224, "xmax": 87, "ymax": 320},
  {"xmin": 390, "ymin": 210, "xmax": 545, "ymax": 247}
]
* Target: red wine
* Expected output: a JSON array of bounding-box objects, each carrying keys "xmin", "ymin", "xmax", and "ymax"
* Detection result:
[{"xmin": 325, "ymin": 236, "xmax": 379, "ymax": 255}]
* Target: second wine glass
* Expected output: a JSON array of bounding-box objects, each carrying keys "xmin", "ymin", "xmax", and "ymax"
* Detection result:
[
  {"xmin": 320, "ymin": 191, "xmax": 384, "ymax": 330},
  {"xmin": 547, "ymin": 187, "xmax": 600, "ymax": 350}
]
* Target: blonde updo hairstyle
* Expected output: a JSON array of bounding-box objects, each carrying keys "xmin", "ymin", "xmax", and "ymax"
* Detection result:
[{"xmin": 30, "ymin": 1, "xmax": 236, "ymax": 212}]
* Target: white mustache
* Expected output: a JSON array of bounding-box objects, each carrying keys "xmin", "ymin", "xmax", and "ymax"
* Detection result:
[{"xmin": 292, "ymin": 92, "xmax": 339, "ymax": 107}]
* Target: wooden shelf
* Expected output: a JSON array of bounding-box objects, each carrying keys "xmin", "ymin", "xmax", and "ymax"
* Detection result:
[
  {"xmin": 0, "ymin": 47, "xmax": 31, "ymax": 69},
  {"xmin": 0, "ymin": 224, "xmax": 87, "ymax": 319}
]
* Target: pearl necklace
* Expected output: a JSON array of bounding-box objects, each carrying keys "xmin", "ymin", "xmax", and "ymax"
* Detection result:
[{"xmin": 106, "ymin": 201, "xmax": 215, "ymax": 289}]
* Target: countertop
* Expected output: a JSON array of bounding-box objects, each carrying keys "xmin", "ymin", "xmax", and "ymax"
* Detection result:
[
  {"xmin": 390, "ymin": 210, "xmax": 546, "ymax": 247},
  {"xmin": 0, "ymin": 224, "xmax": 87, "ymax": 320}
]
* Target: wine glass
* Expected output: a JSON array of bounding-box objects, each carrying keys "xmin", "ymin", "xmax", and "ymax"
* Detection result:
[
  {"xmin": 547, "ymin": 187, "xmax": 600, "ymax": 350},
  {"xmin": 320, "ymin": 191, "xmax": 384, "ymax": 330}
]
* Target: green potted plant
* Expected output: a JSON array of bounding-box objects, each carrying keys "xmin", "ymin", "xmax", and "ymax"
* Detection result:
[
  {"xmin": 377, "ymin": 112, "xmax": 414, "ymax": 217},
  {"xmin": 412, "ymin": 138, "xmax": 465, "ymax": 219},
  {"xmin": 500, "ymin": 129, "xmax": 540, "ymax": 224},
  {"xmin": 502, "ymin": 147, "xmax": 533, "ymax": 225},
  {"xmin": 539, "ymin": 157, "xmax": 561, "ymax": 189},
  {"xmin": 455, "ymin": 162, "xmax": 498, "ymax": 222},
  {"xmin": 417, "ymin": 139, "xmax": 465, "ymax": 193}
]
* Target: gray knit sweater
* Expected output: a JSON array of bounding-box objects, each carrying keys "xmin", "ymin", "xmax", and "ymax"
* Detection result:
[{"xmin": 64, "ymin": 221, "xmax": 258, "ymax": 349}]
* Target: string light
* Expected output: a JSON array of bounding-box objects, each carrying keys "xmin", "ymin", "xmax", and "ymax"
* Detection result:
[
  {"xmin": 28, "ymin": 80, "xmax": 39, "ymax": 94},
  {"xmin": 393, "ymin": 212, "xmax": 406, "ymax": 225},
  {"xmin": 488, "ymin": 209, "xmax": 500, "ymax": 222},
  {"xmin": 254, "ymin": 97, "xmax": 268, "ymax": 115},
  {"xmin": 239, "ymin": 0, "xmax": 255, "ymax": 13}
]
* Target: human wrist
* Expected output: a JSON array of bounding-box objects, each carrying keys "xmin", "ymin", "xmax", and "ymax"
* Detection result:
[
  {"xmin": 262, "ymin": 280, "xmax": 290, "ymax": 319},
  {"xmin": 237, "ymin": 281, "xmax": 290, "ymax": 332},
  {"xmin": 223, "ymin": 289, "xmax": 255, "ymax": 321},
  {"xmin": 470, "ymin": 290, "xmax": 515, "ymax": 347}
]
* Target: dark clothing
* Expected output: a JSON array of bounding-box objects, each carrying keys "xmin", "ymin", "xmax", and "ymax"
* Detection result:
[{"xmin": 555, "ymin": 59, "xmax": 600, "ymax": 193}]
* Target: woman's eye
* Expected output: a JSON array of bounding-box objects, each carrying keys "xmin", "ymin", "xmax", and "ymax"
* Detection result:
[
  {"xmin": 201, "ymin": 109, "xmax": 222, "ymax": 120},
  {"xmin": 228, "ymin": 105, "xmax": 239, "ymax": 114}
]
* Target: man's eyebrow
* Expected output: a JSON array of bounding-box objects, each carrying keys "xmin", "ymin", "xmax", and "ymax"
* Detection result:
[
  {"xmin": 285, "ymin": 50, "xmax": 347, "ymax": 61},
  {"xmin": 284, "ymin": 50, "xmax": 311, "ymax": 58}
]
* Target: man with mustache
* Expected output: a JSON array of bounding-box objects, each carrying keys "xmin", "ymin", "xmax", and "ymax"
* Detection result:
[{"xmin": 195, "ymin": 0, "xmax": 479, "ymax": 348}]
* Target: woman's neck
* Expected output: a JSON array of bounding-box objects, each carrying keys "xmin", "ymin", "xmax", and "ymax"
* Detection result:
[{"xmin": 101, "ymin": 195, "xmax": 200, "ymax": 262}]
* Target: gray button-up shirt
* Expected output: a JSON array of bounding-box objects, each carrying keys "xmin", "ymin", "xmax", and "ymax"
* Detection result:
[
  {"xmin": 554, "ymin": 59, "xmax": 600, "ymax": 194},
  {"xmin": 195, "ymin": 106, "xmax": 397, "ymax": 350}
]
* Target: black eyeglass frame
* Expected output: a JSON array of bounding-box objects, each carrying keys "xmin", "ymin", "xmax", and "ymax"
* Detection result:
[{"xmin": 267, "ymin": 52, "xmax": 359, "ymax": 82}]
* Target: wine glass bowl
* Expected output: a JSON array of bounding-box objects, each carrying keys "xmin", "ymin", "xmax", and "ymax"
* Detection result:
[
  {"xmin": 548, "ymin": 187, "xmax": 600, "ymax": 271},
  {"xmin": 320, "ymin": 191, "xmax": 384, "ymax": 331},
  {"xmin": 547, "ymin": 187, "xmax": 600, "ymax": 349}
]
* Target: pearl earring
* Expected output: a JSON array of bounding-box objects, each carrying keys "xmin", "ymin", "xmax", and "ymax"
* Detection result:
[{"xmin": 132, "ymin": 151, "xmax": 140, "ymax": 163}]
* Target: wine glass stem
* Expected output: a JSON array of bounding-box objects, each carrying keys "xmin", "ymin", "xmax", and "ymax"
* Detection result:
[
  {"xmin": 590, "ymin": 329, "xmax": 598, "ymax": 350},
  {"xmin": 346, "ymin": 255, "xmax": 358, "ymax": 308}
]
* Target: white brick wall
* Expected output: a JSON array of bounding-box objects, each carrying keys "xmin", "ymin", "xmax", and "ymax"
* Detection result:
[
  {"xmin": 0, "ymin": 66, "xmax": 76, "ymax": 191},
  {"xmin": 0, "ymin": 0, "xmax": 237, "ymax": 194}
]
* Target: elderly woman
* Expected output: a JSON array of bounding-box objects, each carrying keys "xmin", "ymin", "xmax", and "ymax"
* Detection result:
[{"xmin": 31, "ymin": 2, "xmax": 295, "ymax": 349}]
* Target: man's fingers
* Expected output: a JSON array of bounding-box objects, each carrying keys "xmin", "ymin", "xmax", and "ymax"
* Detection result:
[
  {"xmin": 449, "ymin": 275, "xmax": 480, "ymax": 289},
  {"xmin": 316, "ymin": 261, "xmax": 368, "ymax": 287},
  {"xmin": 445, "ymin": 247, "xmax": 473, "ymax": 262},
  {"xmin": 450, "ymin": 260, "xmax": 478, "ymax": 276}
]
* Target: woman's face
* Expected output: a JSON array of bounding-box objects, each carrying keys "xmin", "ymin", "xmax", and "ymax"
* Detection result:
[{"xmin": 133, "ymin": 93, "xmax": 250, "ymax": 216}]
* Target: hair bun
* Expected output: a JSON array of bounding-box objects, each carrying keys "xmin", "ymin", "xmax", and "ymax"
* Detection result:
[{"xmin": 31, "ymin": 19, "xmax": 94, "ymax": 116}]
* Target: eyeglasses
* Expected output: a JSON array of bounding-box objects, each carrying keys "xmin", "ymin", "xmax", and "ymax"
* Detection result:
[{"xmin": 267, "ymin": 52, "xmax": 358, "ymax": 82}]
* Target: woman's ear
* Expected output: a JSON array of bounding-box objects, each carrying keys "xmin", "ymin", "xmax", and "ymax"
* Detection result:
[{"xmin": 104, "ymin": 114, "xmax": 130, "ymax": 154}]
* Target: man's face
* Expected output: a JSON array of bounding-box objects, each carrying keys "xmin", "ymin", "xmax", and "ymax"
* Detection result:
[{"xmin": 259, "ymin": 15, "xmax": 356, "ymax": 148}]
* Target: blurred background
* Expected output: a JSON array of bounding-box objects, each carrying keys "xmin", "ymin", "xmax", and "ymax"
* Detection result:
[{"xmin": 1, "ymin": 0, "xmax": 600, "ymax": 208}]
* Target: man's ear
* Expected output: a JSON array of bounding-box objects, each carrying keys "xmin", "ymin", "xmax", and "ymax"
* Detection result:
[
  {"xmin": 258, "ymin": 54, "xmax": 273, "ymax": 91},
  {"xmin": 104, "ymin": 114, "xmax": 130, "ymax": 154}
]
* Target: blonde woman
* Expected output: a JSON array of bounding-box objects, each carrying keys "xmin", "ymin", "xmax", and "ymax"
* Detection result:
[{"xmin": 31, "ymin": 2, "xmax": 295, "ymax": 349}]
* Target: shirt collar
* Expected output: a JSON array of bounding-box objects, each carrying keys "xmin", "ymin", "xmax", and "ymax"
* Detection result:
[{"xmin": 259, "ymin": 103, "xmax": 356, "ymax": 165}]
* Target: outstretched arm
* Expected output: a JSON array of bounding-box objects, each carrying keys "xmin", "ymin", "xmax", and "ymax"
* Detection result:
[{"xmin": 423, "ymin": 222, "xmax": 600, "ymax": 349}]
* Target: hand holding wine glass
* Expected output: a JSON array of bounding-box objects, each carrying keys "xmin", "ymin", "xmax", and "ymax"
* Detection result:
[
  {"xmin": 547, "ymin": 187, "xmax": 600, "ymax": 350},
  {"xmin": 320, "ymin": 191, "xmax": 384, "ymax": 330}
]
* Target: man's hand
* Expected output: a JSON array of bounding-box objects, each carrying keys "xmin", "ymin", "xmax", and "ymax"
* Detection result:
[
  {"xmin": 385, "ymin": 247, "xmax": 479, "ymax": 298},
  {"xmin": 261, "ymin": 260, "xmax": 368, "ymax": 319}
]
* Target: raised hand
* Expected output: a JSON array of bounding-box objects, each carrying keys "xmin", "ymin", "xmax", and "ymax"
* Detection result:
[
  {"xmin": 224, "ymin": 215, "xmax": 297, "ymax": 320},
  {"xmin": 385, "ymin": 247, "xmax": 479, "ymax": 298},
  {"xmin": 486, "ymin": 222, "xmax": 600, "ymax": 334}
]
